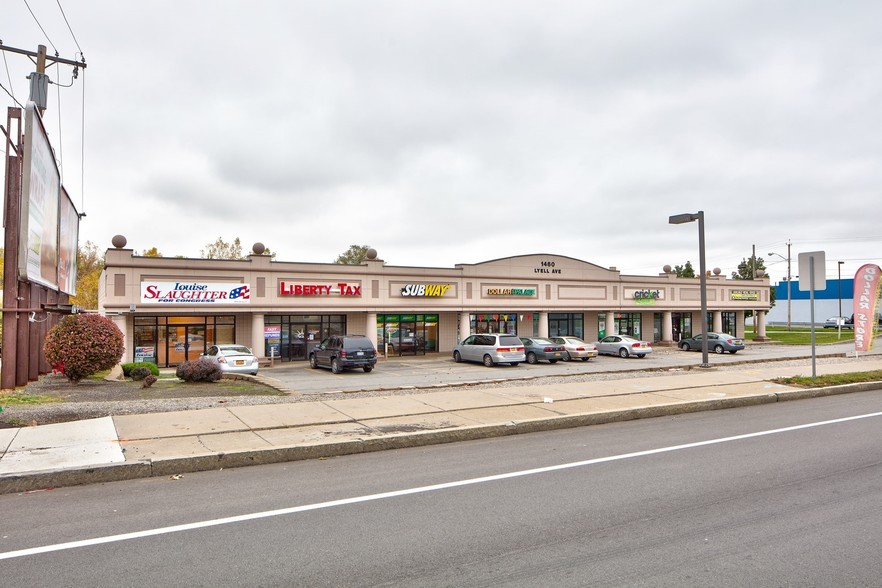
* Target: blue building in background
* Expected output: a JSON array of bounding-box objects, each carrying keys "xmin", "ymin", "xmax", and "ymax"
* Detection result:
[{"xmin": 768, "ymin": 278, "xmax": 854, "ymax": 325}]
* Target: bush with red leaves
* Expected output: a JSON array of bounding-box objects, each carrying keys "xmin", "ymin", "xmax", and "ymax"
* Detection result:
[{"xmin": 43, "ymin": 314, "xmax": 125, "ymax": 383}]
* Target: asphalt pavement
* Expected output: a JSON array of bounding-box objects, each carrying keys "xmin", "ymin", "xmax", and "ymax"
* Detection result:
[{"xmin": 1, "ymin": 341, "xmax": 881, "ymax": 494}]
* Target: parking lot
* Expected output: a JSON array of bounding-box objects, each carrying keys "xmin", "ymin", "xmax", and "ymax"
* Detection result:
[{"xmin": 261, "ymin": 340, "xmax": 862, "ymax": 395}]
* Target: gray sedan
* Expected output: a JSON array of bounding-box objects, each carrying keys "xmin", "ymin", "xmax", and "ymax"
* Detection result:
[
  {"xmin": 679, "ymin": 332, "xmax": 744, "ymax": 354},
  {"xmin": 519, "ymin": 337, "xmax": 567, "ymax": 364}
]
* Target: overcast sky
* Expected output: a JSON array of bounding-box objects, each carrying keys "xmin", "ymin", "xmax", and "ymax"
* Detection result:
[{"xmin": 3, "ymin": 0, "xmax": 881, "ymax": 283}]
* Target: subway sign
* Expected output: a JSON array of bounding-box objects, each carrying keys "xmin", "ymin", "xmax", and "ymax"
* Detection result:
[{"xmin": 400, "ymin": 284, "xmax": 452, "ymax": 297}]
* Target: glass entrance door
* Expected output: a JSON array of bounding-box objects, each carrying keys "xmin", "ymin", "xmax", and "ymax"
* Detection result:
[
  {"xmin": 287, "ymin": 322, "xmax": 322, "ymax": 360},
  {"xmin": 167, "ymin": 325, "xmax": 206, "ymax": 364}
]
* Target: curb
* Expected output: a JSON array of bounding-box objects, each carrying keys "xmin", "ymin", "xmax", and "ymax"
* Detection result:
[{"xmin": 3, "ymin": 380, "xmax": 879, "ymax": 495}]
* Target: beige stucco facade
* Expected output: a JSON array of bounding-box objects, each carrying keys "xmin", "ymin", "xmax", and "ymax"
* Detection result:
[{"xmin": 99, "ymin": 247, "xmax": 771, "ymax": 365}]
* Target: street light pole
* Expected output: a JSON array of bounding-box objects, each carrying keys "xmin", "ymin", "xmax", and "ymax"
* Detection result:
[
  {"xmin": 669, "ymin": 211, "xmax": 710, "ymax": 368},
  {"xmin": 768, "ymin": 242, "xmax": 792, "ymax": 330},
  {"xmin": 838, "ymin": 261, "xmax": 844, "ymax": 339}
]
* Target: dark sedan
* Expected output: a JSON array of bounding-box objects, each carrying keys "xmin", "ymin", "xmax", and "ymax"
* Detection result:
[
  {"xmin": 519, "ymin": 337, "xmax": 567, "ymax": 364},
  {"xmin": 679, "ymin": 332, "xmax": 744, "ymax": 354}
]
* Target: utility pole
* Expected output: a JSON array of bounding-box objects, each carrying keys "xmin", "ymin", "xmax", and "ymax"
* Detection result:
[
  {"xmin": 1, "ymin": 42, "xmax": 86, "ymax": 389},
  {"xmin": 0, "ymin": 43, "xmax": 87, "ymax": 112}
]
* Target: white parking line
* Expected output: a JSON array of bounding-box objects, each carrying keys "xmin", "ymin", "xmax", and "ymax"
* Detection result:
[{"xmin": 2, "ymin": 410, "xmax": 880, "ymax": 561}]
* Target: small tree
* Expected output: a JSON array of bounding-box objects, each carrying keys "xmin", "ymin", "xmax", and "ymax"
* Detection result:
[
  {"xmin": 44, "ymin": 314, "xmax": 125, "ymax": 383},
  {"xmin": 335, "ymin": 244, "xmax": 372, "ymax": 265},
  {"xmin": 674, "ymin": 261, "xmax": 696, "ymax": 278}
]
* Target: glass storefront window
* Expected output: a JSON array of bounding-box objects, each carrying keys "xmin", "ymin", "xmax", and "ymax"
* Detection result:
[
  {"xmin": 548, "ymin": 313, "xmax": 583, "ymax": 338},
  {"xmin": 377, "ymin": 314, "xmax": 439, "ymax": 356},
  {"xmin": 470, "ymin": 313, "xmax": 517, "ymax": 335},
  {"xmin": 263, "ymin": 315, "xmax": 347, "ymax": 360},
  {"xmin": 132, "ymin": 315, "xmax": 237, "ymax": 367}
]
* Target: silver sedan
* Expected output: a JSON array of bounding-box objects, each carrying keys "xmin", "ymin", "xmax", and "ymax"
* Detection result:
[{"xmin": 594, "ymin": 335, "xmax": 653, "ymax": 358}]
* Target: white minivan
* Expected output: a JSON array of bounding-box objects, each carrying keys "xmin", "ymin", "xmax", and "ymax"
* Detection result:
[{"xmin": 452, "ymin": 333, "xmax": 526, "ymax": 367}]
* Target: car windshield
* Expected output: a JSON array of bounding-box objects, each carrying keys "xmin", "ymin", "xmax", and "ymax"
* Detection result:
[{"xmin": 220, "ymin": 346, "xmax": 252, "ymax": 355}]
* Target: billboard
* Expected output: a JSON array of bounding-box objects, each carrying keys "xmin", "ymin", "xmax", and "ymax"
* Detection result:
[
  {"xmin": 19, "ymin": 103, "xmax": 61, "ymax": 290},
  {"xmin": 57, "ymin": 187, "xmax": 79, "ymax": 295},
  {"xmin": 17, "ymin": 103, "xmax": 80, "ymax": 295}
]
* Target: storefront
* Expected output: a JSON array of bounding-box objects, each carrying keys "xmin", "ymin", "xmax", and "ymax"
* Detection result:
[{"xmin": 100, "ymin": 244, "xmax": 772, "ymax": 366}]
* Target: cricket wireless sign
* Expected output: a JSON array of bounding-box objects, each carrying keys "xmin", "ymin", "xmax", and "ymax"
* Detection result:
[{"xmin": 141, "ymin": 282, "xmax": 251, "ymax": 304}]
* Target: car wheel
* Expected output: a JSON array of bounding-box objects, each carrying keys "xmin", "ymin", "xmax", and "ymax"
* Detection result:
[
  {"xmin": 527, "ymin": 352, "xmax": 537, "ymax": 364},
  {"xmin": 679, "ymin": 342, "xmax": 689, "ymax": 351},
  {"xmin": 729, "ymin": 350, "xmax": 738, "ymax": 354},
  {"xmin": 637, "ymin": 354, "xmax": 645, "ymax": 358},
  {"xmin": 581, "ymin": 357, "xmax": 589, "ymax": 362},
  {"xmin": 549, "ymin": 359, "xmax": 558, "ymax": 364},
  {"xmin": 309, "ymin": 355, "xmax": 318, "ymax": 369},
  {"xmin": 363, "ymin": 366, "xmax": 373, "ymax": 372},
  {"xmin": 331, "ymin": 358, "xmax": 343, "ymax": 374},
  {"xmin": 483, "ymin": 354, "xmax": 495, "ymax": 367},
  {"xmin": 714, "ymin": 344, "xmax": 725, "ymax": 355},
  {"xmin": 510, "ymin": 362, "xmax": 519, "ymax": 366},
  {"xmin": 453, "ymin": 350, "xmax": 462, "ymax": 363},
  {"xmin": 562, "ymin": 352, "xmax": 571, "ymax": 362},
  {"xmin": 250, "ymin": 372, "xmax": 257, "ymax": 376},
  {"xmin": 618, "ymin": 348, "xmax": 629, "ymax": 358}
]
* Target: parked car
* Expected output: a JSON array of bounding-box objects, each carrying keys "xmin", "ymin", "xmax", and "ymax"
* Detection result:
[
  {"xmin": 679, "ymin": 332, "xmax": 744, "ymax": 354},
  {"xmin": 549, "ymin": 336, "xmax": 598, "ymax": 361},
  {"xmin": 824, "ymin": 317, "xmax": 848, "ymax": 328},
  {"xmin": 201, "ymin": 344, "xmax": 259, "ymax": 375},
  {"xmin": 452, "ymin": 333, "xmax": 525, "ymax": 367},
  {"xmin": 309, "ymin": 335, "xmax": 378, "ymax": 373},
  {"xmin": 594, "ymin": 335, "xmax": 652, "ymax": 358},
  {"xmin": 519, "ymin": 337, "xmax": 566, "ymax": 364}
]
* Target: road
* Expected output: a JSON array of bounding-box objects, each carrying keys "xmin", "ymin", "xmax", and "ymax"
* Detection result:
[
  {"xmin": 273, "ymin": 339, "xmax": 862, "ymax": 394},
  {"xmin": 1, "ymin": 388, "xmax": 880, "ymax": 586}
]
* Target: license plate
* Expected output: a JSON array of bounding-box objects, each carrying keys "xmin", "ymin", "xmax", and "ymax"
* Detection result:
[
  {"xmin": 356, "ymin": 351, "xmax": 364, "ymax": 356},
  {"xmin": 235, "ymin": 360, "xmax": 245, "ymax": 365},
  {"xmin": 553, "ymin": 352, "xmax": 561, "ymax": 357},
  {"xmin": 734, "ymin": 340, "xmax": 742, "ymax": 345}
]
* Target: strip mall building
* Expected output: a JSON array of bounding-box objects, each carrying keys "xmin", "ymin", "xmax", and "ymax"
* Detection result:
[{"xmin": 99, "ymin": 242, "xmax": 773, "ymax": 367}]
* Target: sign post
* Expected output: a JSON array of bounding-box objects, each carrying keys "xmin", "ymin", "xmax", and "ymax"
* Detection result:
[{"xmin": 798, "ymin": 251, "xmax": 826, "ymax": 378}]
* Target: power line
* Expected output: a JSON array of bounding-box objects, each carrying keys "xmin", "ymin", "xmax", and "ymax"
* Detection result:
[
  {"xmin": 55, "ymin": 0, "xmax": 83, "ymax": 56},
  {"xmin": 22, "ymin": 0, "xmax": 58, "ymax": 54}
]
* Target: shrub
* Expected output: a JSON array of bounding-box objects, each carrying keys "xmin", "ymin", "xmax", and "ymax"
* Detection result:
[
  {"xmin": 175, "ymin": 359, "xmax": 222, "ymax": 382},
  {"xmin": 122, "ymin": 362, "xmax": 160, "ymax": 377},
  {"xmin": 43, "ymin": 314, "xmax": 125, "ymax": 383},
  {"xmin": 130, "ymin": 367, "xmax": 151, "ymax": 381},
  {"xmin": 142, "ymin": 374, "xmax": 158, "ymax": 388}
]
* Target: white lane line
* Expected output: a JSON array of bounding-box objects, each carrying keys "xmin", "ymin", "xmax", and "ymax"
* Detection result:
[{"xmin": 2, "ymin": 410, "xmax": 881, "ymax": 561}]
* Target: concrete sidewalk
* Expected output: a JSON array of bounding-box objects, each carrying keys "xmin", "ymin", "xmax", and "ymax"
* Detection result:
[{"xmin": 2, "ymin": 357, "xmax": 882, "ymax": 494}]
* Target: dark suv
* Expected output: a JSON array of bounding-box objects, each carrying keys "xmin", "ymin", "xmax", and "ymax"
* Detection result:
[{"xmin": 309, "ymin": 335, "xmax": 377, "ymax": 373}]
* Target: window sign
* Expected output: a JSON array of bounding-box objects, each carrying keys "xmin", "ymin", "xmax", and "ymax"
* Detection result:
[{"xmin": 730, "ymin": 290, "xmax": 759, "ymax": 301}]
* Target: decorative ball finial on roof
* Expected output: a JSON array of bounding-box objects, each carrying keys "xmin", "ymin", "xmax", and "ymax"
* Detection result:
[
  {"xmin": 713, "ymin": 267, "xmax": 721, "ymax": 275},
  {"xmin": 663, "ymin": 264, "xmax": 672, "ymax": 273},
  {"xmin": 366, "ymin": 248, "xmax": 378, "ymax": 260},
  {"xmin": 756, "ymin": 269, "xmax": 765, "ymax": 278},
  {"xmin": 252, "ymin": 242, "xmax": 266, "ymax": 255},
  {"xmin": 112, "ymin": 235, "xmax": 127, "ymax": 249}
]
